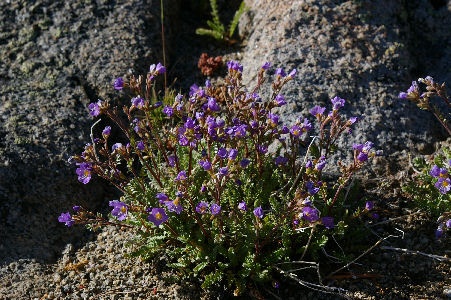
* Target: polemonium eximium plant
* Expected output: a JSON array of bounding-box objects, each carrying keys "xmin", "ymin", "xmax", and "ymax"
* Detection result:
[
  {"xmin": 60, "ymin": 61, "xmax": 381, "ymax": 295},
  {"xmin": 399, "ymin": 76, "xmax": 450, "ymax": 238}
]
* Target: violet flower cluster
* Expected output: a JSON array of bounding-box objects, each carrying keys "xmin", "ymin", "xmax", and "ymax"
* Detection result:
[{"xmin": 59, "ymin": 60, "xmax": 383, "ymax": 294}]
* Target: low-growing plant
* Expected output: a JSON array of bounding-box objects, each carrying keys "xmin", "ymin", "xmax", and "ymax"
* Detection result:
[
  {"xmin": 60, "ymin": 61, "xmax": 382, "ymax": 295},
  {"xmin": 399, "ymin": 76, "xmax": 451, "ymax": 238},
  {"xmin": 195, "ymin": 0, "xmax": 247, "ymax": 44}
]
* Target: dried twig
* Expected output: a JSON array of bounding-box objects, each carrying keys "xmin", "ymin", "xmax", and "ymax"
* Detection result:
[
  {"xmin": 325, "ymin": 231, "xmax": 403, "ymax": 280},
  {"xmin": 274, "ymin": 265, "xmax": 349, "ymax": 299},
  {"xmin": 380, "ymin": 246, "xmax": 451, "ymax": 262},
  {"xmin": 369, "ymin": 210, "xmax": 424, "ymax": 227}
]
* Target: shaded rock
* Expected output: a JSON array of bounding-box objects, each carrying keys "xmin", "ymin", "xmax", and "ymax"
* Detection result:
[{"xmin": 0, "ymin": 0, "xmax": 173, "ymax": 264}]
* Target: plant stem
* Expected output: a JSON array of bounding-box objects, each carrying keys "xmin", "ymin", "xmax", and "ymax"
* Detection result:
[{"xmin": 160, "ymin": 0, "xmax": 167, "ymax": 90}]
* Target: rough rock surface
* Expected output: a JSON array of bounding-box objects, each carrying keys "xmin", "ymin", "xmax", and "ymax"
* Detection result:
[
  {"xmin": 239, "ymin": 0, "xmax": 451, "ymax": 163},
  {"xmin": 0, "ymin": 0, "xmax": 450, "ymax": 299}
]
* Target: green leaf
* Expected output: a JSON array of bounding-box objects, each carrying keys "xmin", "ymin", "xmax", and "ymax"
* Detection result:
[
  {"xmin": 228, "ymin": 1, "xmax": 247, "ymax": 38},
  {"xmin": 193, "ymin": 261, "xmax": 209, "ymax": 274}
]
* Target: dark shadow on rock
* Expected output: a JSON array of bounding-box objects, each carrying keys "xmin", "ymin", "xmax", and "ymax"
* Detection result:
[{"xmin": 0, "ymin": 0, "xmax": 168, "ymax": 266}]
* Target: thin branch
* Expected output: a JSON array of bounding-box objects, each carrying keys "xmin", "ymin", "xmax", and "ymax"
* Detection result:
[
  {"xmin": 90, "ymin": 118, "xmax": 102, "ymax": 161},
  {"xmin": 274, "ymin": 265, "xmax": 349, "ymax": 298},
  {"xmin": 325, "ymin": 231, "xmax": 403, "ymax": 280},
  {"xmin": 368, "ymin": 210, "xmax": 423, "ymax": 227},
  {"xmin": 380, "ymin": 246, "xmax": 451, "ymax": 262}
]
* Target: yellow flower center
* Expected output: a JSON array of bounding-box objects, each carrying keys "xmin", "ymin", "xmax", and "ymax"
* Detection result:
[{"xmin": 155, "ymin": 212, "xmax": 162, "ymax": 220}]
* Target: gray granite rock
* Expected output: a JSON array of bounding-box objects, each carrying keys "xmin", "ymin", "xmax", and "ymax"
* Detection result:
[
  {"xmin": 238, "ymin": 0, "xmax": 451, "ymax": 166},
  {"xmin": 0, "ymin": 0, "xmax": 172, "ymax": 263}
]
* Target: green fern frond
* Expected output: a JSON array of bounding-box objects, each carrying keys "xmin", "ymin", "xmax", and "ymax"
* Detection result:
[
  {"xmin": 228, "ymin": 1, "xmax": 247, "ymax": 38},
  {"xmin": 195, "ymin": 28, "xmax": 224, "ymax": 41}
]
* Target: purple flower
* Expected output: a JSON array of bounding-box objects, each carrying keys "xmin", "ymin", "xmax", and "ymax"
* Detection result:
[
  {"xmin": 365, "ymin": 201, "xmax": 374, "ymax": 211},
  {"xmin": 275, "ymin": 68, "xmax": 286, "ymax": 77},
  {"xmin": 435, "ymin": 226, "xmax": 444, "ymax": 239},
  {"xmin": 163, "ymin": 106, "xmax": 174, "ymax": 117},
  {"xmin": 275, "ymin": 156, "xmax": 288, "ymax": 166},
  {"xmin": 353, "ymin": 141, "xmax": 374, "ymax": 162},
  {"xmin": 136, "ymin": 140, "xmax": 145, "ymax": 151},
  {"xmin": 58, "ymin": 212, "xmax": 74, "ymax": 227},
  {"xmin": 72, "ymin": 206, "xmax": 81, "ymax": 212},
  {"xmin": 196, "ymin": 201, "xmax": 209, "ymax": 214},
  {"xmin": 305, "ymin": 160, "xmax": 313, "ymax": 169},
  {"xmin": 280, "ymin": 125, "xmax": 289, "ymax": 134},
  {"xmin": 257, "ymin": 144, "xmax": 268, "ymax": 154},
  {"xmin": 306, "ymin": 181, "xmax": 319, "ymax": 195},
  {"xmin": 156, "ymin": 63, "xmax": 166, "ymax": 74},
  {"xmin": 207, "ymin": 97, "xmax": 221, "ymax": 112},
  {"xmin": 398, "ymin": 92, "xmax": 408, "ymax": 99},
  {"xmin": 446, "ymin": 219, "xmax": 451, "ymax": 228},
  {"xmin": 301, "ymin": 206, "xmax": 320, "ymax": 223},
  {"xmin": 175, "ymin": 170, "xmax": 187, "ymax": 181},
  {"xmin": 199, "ymin": 159, "xmax": 212, "ymax": 171},
  {"xmin": 156, "ymin": 193, "xmax": 169, "ymax": 203},
  {"xmin": 109, "ymin": 200, "xmax": 128, "ymax": 221},
  {"xmin": 133, "ymin": 118, "xmax": 140, "ymax": 133},
  {"xmin": 164, "ymin": 197, "xmax": 183, "ymax": 214},
  {"xmin": 290, "ymin": 125, "xmax": 302, "ymax": 138},
  {"xmin": 407, "ymin": 81, "xmax": 418, "ymax": 94},
  {"xmin": 232, "ymin": 124, "xmax": 248, "ymax": 138},
  {"xmin": 147, "ymin": 207, "xmax": 168, "ymax": 226},
  {"xmin": 178, "ymin": 135, "xmax": 189, "ymax": 146},
  {"xmin": 268, "ymin": 113, "xmax": 279, "ymax": 127},
  {"xmin": 435, "ymin": 178, "xmax": 451, "ymax": 194},
  {"xmin": 217, "ymin": 167, "xmax": 229, "ymax": 177},
  {"xmin": 149, "ymin": 63, "xmax": 166, "ymax": 74},
  {"xmin": 76, "ymin": 162, "xmax": 92, "ymax": 184},
  {"xmin": 357, "ymin": 152, "xmax": 368, "ymax": 162},
  {"xmin": 131, "ymin": 96, "xmax": 145, "ymax": 108},
  {"xmin": 238, "ymin": 201, "xmax": 247, "ymax": 211},
  {"xmin": 430, "ymin": 165, "xmax": 447, "ymax": 178},
  {"xmin": 262, "ymin": 62, "xmax": 271, "ymax": 70},
  {"xmin": 331, "ymin": 96, "xmax": 345, "ymax": 110},
  {"xmin": 112, "ymin": 143, "xmax": 123, "ymax": 152},
  {"xmin": 253, "ymin": 206, "xmax": 264, "ymax": 219},
  {"xmin": 240, "ymin": 158, "xmax": 251, "ymax": 168},
  {"xmin": 315, "ymin": 156, "xmax": 327, "ymax": 171},
  {"xmin": 321, "ymin": 217, "xmax": 334, "ymax": 229},
  {"xmin": 184, "ymin": 117, "xmax": 196, "ymax": 129},
  {"xmin": 102, "ymin": 126, "xmax": 111, "ymax": 137},
  {"xmin": 228, "ymin": 149, "xmax": 238, "ymax": 160},
  {"xmin": 217, "ymin": 147, "xmax": 228, "ymax": 159},
  {"xmin": 168, "ymin": 155, "xmax": 177, "ymax": 167},
  {"xmin": 189, "ymin": 84, "xmax": 205, "ymax": 99},
  {"xmin": 287, "ymin": 68, "xmax": 297, "ymax": 79},
  {"xmin": 210, "ymin": 203, "xmax": 221, "ymax": 215},
  {"xmin": 348, "ymin": 116, "xmax": 358, "ymax": 125},
  {"xmin": 300, "ymin": 118, "xmax": 312, "ymax": 132},
  {"xmin": 275, "ymin": 94, "xmax": 286, "ymax": 106},
  {"xmin": 113, "ymin": 77, "xmax": 124, "ymax": 90},
  {"xmin": 310, "ymin": 105, "xmax": 326, "ymax": 117},
  {"xmin": 227, "ymin": 60, "xmax": 243, "ymax": 72},
  {"xmin": 88, "ymin": 100, "xmax": 102, "ymax": 116}
]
